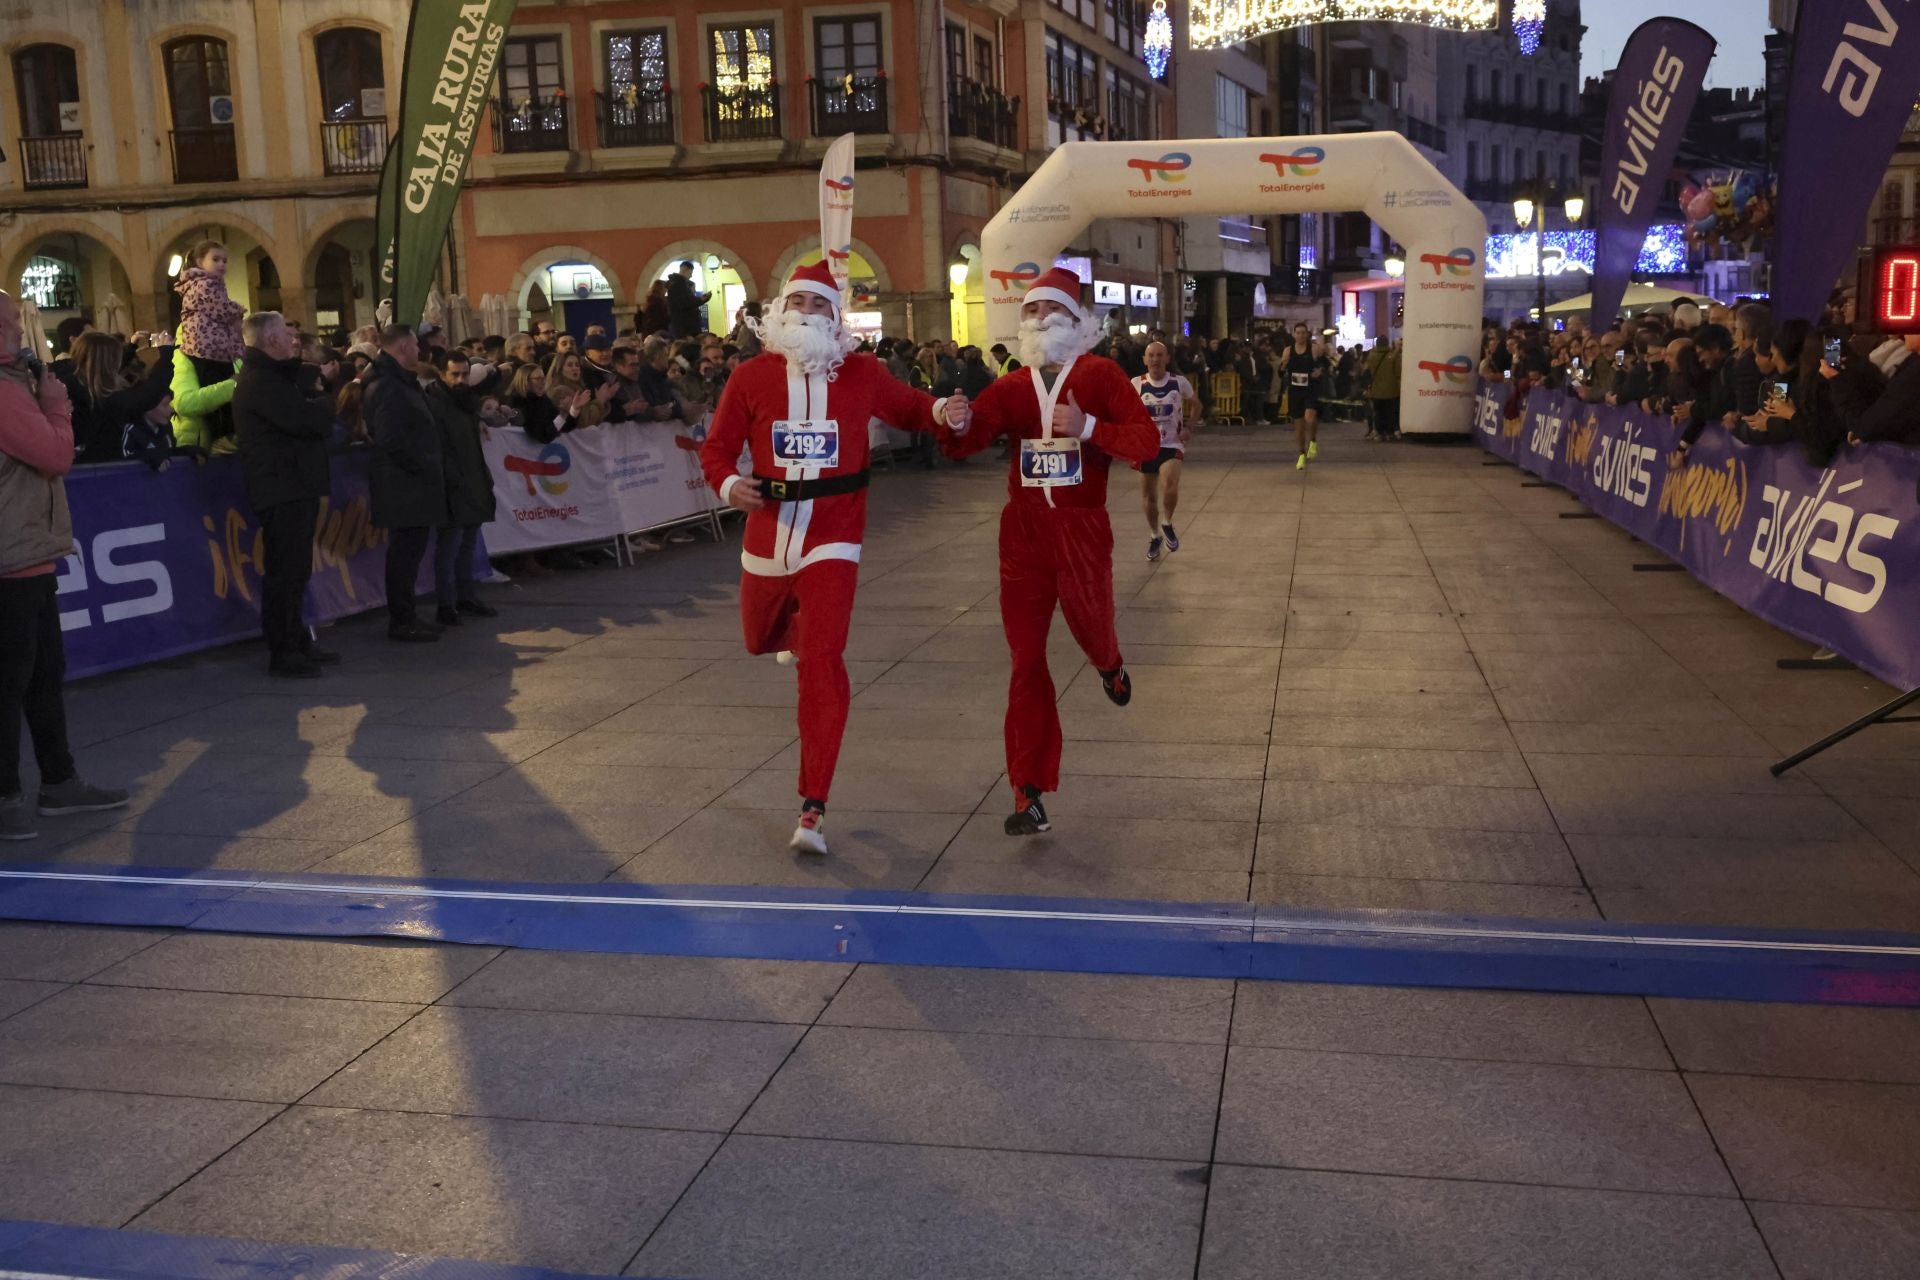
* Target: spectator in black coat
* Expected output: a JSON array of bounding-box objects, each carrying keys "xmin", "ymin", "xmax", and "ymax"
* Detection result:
[
  {"xmin": 1832, "ymin": 335, "xmax": 1920, "ymax": 449},
  {"xmin": 364, "ymin": 325, "xmax": 448, "ymax": 642},
  {"xmin": 67, "ymin": 333, "xmax": 174, "ymax": 465},
  {"xmin": 666, "ymin": 262, "xmax": 710, "ymax": 339},
  {"xmin": 1736, "ymin": 318, "xmax": 1845, "ymax": 467},
  {"xmin": 1679, "ymin": 324, "xmax": 1737, "ymax": 451},
  {"xmin": 233, "ymin": 311, "xmax": 338, "ymax": 677},
  {"xmin": 427, "ymin": 349, "xmax": 499, "ymax": 628}
]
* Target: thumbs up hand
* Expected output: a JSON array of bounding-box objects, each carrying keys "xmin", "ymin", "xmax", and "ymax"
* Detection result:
[{"xmin": 1051, "ymin": 392, "xmax": 1090, "ymax": 439}]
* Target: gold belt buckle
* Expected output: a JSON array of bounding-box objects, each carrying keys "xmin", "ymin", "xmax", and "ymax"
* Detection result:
[{"xmin": 767, "ymin": 478, "xmax": 790, "ymax": 499}]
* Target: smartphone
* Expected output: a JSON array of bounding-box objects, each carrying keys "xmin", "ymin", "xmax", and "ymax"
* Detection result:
[
  {"xmin": 15, "ymin": 346, "xmax": 44, "ymax": 380},
  {"xmin": 1614, "ymin": 350, "xmax": 1627, "ymax": 368},
  {"xmin": 1772, "ymin": 380, "xmax": 1790, "ymax": 400},
  {"xmin": 1502, "ymin": 368, "xmax": 1512, "ymax": 380},
  {"xmin": 1824, "ymin": 336, "xmax": 1844, "ymax": 366}
]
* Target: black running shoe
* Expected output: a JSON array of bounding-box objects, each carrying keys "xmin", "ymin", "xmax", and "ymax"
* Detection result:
[
  {"xmin": 1100, "ymin": 666, "xmax": 1132, "ymax": 706},
  {"xmin": 1161, "ymin": 523, "xmax": 1180, "ymax": 552},
  {"xmin": 1004, "ymin": 786, "xmax": 1050, "ymax": 835}
]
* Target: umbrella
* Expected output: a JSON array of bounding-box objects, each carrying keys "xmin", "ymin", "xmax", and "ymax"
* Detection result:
[
  {"xmin": 1544, "ymin": 283, "xmax": 1718, "ymax": 317},
  {"xmin": 423, "ymin": 285, "xmax": 448, "ymax": 332},
  {"xmin": 446, "ymin": 294, "xmax": 479, "ymax": 345},
  {"xmin": 99, "ymin": 292, "xmax": 132, "ymax": 336},
  {"xmin": 481, "ymin": 292, "xmax": 513, "ymax": 338},
  {"xmin": 17, "ymin": 297, "xmax": 46, "ymax": 355}
]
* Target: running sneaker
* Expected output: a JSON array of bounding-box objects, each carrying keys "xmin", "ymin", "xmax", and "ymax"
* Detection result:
[
  {"xmin": 1100, "ymin": 666, "xmax": 1132, "ymax": 706},
  {"xmin": 775, "ymin": 650, "xmax": 796, "ymax": 666},
  {"xmin": 1004, "ymin": 786, "xmax": 1051, "ymax": 835},
  {"xmin": 1161, "ymin": 523, "xmax": 1180, "ymax": 552},
  {"xmin": 1147, "ymin": 536, "xmax": 1162, "ymax": 563},
  {"xmin": 1296, "ymin": 453, "xmax": 1308, "ymax": 471},
  {"xmin": 790, "ymin": 802, "xmax": 828, "ymax": 855},
  {"xmin": 1307, "ymin": 441, "xmax": 1319, "ymax": 460}
]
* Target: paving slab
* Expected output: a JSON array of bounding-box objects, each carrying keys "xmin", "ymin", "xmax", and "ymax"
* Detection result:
[
  {"xmin": 88, "ymin": 934, "xmax": 500, "ymax": 1004},
  {"xmin": 308, "ymin": 1005, "xmax": 802, "ymax": 1130},
  {"xmin": 442, "ymin": 951, "xmax": 850, "ymax": 1023},
  {"xmin": 1689, "ymin": 1074, "xmax": 1920, "ymax": 1208},
  {"xmin": 1198, "ymin": 1165, "xmax": 1772, "ymax": 1280},
  {"xmin": 16, "ymin": 830, "xmax": 345, "ymax": 873},
  {"xmin": 0, "ymin": 923, "xmax": 171, "ymax": 983},
  {"xmin": 0, "ymin": 977, "xmax": 64, "ymax": 1021},
  {"xmin": 822, "ymin": 965, "xmax": 1234, "ymax": 1044},
  {"xmin": 1751, "ymin": 1202, "xmax": 1920, "ymax": 1280},
  {"xmin": 0, "ymin": 984, "xmax": 417, "ymax": 1102},
  {"xmin": 1255, "ymin": 822, "xmax": 1580, "ymax": 885},
  {"xmin": 136, "ymin": 1105, "xmax": 718, "ymax": 1274},
  {"xmin": 0, "ymin": 1083, "xmax": 279, "ymax": 1227},
  {"xmin": 1232, "ymin": 983, "xmax": 1670, "ymax": 1069},
  {"xmin": 739, "ymin": 1024, "xmax": 1224, "ymax": 1160},
  {"xmin": 1217, "ymin": 1046, "xmax": 1731, "ymax": 1195},
  {"xmin": 633, "ymin": 1135, "xmax": 1205, "ymax": 1280}
]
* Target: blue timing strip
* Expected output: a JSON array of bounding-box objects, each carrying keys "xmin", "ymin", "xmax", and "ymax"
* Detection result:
[
  {"xmin": 0, "ymin": 1217, "xmax": 658, "ymax": 1280},
  {"xmin": 5, "ymin": 864, "xmax": 1920, "ymax": 1006}
]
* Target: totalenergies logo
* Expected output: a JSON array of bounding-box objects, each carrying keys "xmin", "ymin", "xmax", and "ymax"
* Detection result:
[
  {"xmin": 1260, "ymin": 147, "xmax": 1325, "ymax": 177},
  {"xmin": 1420, "ymin": 247, "xmax": 1477, "ymax": 277},
  {"xmin": 989, "ymin": 261, "xmax": 1041, "ymax": 293},
  {"xmin": 823, "ymin": 174, "xmax": 854, "ymax": 193},
  {"xmin": 1125, "ymin": 152, "xmax": 1191, "ymax": 183},
  {"xmin": 504, "ymin": 442, "xmax": 572, "ymax": 496},
  {"xmin": 1416, "ymin": 355, "xmax": 1475, "ymax": 385}
]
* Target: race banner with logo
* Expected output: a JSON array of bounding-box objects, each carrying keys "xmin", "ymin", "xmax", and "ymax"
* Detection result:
[
  {"xmin": 1590, "ymin": 19, "xmax": 1715, "ymax": 330},
  {"xmin": 819, "ymin": 132, "xmax": 857, "ymax": 295},
  {"xmin": 375, "ymin": 0, "xmax": 519, "ymax": 324},
  {"xmin": 1773, "ymin": 0, "xmax": 1920, "ymax": 323},
  {"xmin": 481, "ymin": 420, "xmax": 728, "ymax": 553},
  {"xmin": 1473, "ymin": 380, "xmax": 1920, "ymax": 690},
  {"xmin": 59, "ymin": 452, "xmax": 464, "ymax": 681}
]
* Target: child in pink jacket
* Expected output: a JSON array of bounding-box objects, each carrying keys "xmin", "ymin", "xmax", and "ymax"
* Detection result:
[{"xmin": 172, "ymin": 239, "xmax": 244, "ymax": 447}]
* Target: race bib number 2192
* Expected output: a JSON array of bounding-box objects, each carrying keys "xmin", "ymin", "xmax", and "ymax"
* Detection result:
[{"xmin": 771, "ymin": 419, "xmax": 840, "ymax": 468}]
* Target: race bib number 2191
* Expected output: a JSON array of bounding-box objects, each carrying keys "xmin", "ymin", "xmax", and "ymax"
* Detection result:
[
  {"xmin": 1020, "ymin": 437, "xmax": 1084, "ymax": 488},
  {"xmin": 771, "ymin": 419, "xmax": 840, "ymax": 468}
]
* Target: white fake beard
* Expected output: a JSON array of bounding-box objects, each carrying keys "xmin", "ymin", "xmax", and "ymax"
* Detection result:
[
  {"xmin": 752, "ymin": 308, "xmax": 856, "ymax": 377},
  {"xmin": 1018, "ymin": 312, "xmax": 1101, "ymax": 369}
]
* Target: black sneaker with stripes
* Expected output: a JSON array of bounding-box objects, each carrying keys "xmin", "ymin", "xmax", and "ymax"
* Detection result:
[
  {"xmin": 1004, "ymin": 786, "xmax": 1050, "ymax": 835},
  {"xmin": 1100, "ymin": 666, "xmax": 1132, "ymax": 706}
]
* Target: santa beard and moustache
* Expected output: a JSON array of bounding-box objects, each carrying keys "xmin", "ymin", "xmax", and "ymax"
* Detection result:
[
  {"xmin": 752, "ymin": 305, "xmax": 857, "ymax": 377},
  {"xmin": 1017, "ymin": 310, "xmax": 1103, "ymax": 369}
]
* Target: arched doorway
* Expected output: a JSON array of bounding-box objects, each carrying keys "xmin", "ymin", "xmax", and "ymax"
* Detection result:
[
  {"xmin": 307, "ymin": 218, "xmax": 378, "ymax": 336},
  {"xmin": 523, "ymin": 261, "xmax": 618, "ymax": 338},
  {"xmin": 949, "ymin": 244, "xmax": 984, "ymax": 347},
  {"xmin": 638, "ymin": 243, "xmax": 758, "ymax": 338},
  {"xmin": 6, "ymin": 229, "xmax": 135, "ymax": 347},
  {"xmin": 155, "ymin": 222, "xmax": 280, "ymax": 327}
]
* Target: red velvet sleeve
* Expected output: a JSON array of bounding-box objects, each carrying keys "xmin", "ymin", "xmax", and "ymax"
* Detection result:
[
  {"xmin": 942, "ymin": 368, "xmax": 1025, "ymax": 458},
  {"xmin": 701, "ymin": 364, "xmax": 757, "ymax": 494},
  {"xmin": 1078, "ymin": 359, "xmax": 1160, "ymax": 463},
  {"xmin": 865, "ymin": 358, "xmax": 940, "ymax": 434}
]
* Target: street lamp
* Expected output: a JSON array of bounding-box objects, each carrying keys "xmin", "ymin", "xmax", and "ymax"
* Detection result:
[
  {"xmin": 1383, "ymin": 255, "xmax": 1405, "ymax": 279},
  {"xmin": 1512, "ymin": 195, "xmax": 1543, "ymax": 324}
]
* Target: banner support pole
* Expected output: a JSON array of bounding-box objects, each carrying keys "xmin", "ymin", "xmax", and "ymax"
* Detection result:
[{"xmin": 1769, "ymin": 687, "xmax": 1920, "ymax": 776}]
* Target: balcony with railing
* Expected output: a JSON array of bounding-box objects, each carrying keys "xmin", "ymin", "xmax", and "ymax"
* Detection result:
[
  {"xmin": 491, "ymin": 96, "xmax": 571, "ymax": 154},
  {"xmin": 1405, "ymin": 115, "xmax": 1447, "ymax": 153},
  {"xmin": 948, "ymin": 77, "xmax": 1020, "ymax": 151},
  {"xmin": 702, "ymin": 82, "xmax": 782, "ymax": 143},
  {"xmin": 318, "ymin": 118, "xmax": 388, "ymax": 176},
  {"xmin": 18, "ymin": 135, "xmax": 86, "ymax": 189},
  {"xmin": 1330, "ymin": 94, "xmax": 1399, "ymax": 133},
  {"xmin": 597, "ymin": 88, "xmax": 674, "ymax": 147},
  {"xmin": 169, "ymin": 126, "xmax": 237, "ymax": 183},
  {"xmin": 1220, "ymin": 217, "xmax": 1271, "ymax": 252},
  {"xmin": 1463, "ymin": 97, "xmax": 1582, "ymax": 134},
  {"xmin": 1466, "ymin": 176, "xmax": 1510, "ymax": 203},
  {"xmin": 1871, "ymin": 215, "xmax": 1920, "ymax": 246},
  {"xmin": 809, "ymin": 74, "xmax": 888, "ymax": 136}
]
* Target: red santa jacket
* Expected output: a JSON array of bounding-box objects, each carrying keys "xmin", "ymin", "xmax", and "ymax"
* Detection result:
[
  {"xmin": 701, "ymin": 350, "xmax": 941, "ymax": 577},
  {"xmin": 945, "ymin": 354, "xmax": 1159, "ymax": 508}
]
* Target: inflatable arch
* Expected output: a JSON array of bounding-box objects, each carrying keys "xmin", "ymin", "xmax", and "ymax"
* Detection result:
[{"xmin": 980, "ymin": 132, "xmax": 1488, "ymax": 435}]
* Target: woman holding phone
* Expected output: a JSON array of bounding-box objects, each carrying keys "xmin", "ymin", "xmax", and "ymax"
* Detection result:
[{"xmin": 1735, "ymin": 318, "xmax": 1844, "ymax": 466}]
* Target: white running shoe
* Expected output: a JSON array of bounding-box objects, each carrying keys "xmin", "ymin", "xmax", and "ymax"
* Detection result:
[
  {"xmin": 790, "ymin": 805, "xmax": 828, "ymax": 855},
  {"xmin": 776, "ymin": 650, "xmax": 796, "ymax": 666}
]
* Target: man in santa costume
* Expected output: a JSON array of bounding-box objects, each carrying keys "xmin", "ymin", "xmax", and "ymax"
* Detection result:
[
  {"xmin": 701, "ymin": 260, "xmax": 969, "ymax": 855},
  {"xmin": 943, "ymin": 268, "xmax": 1159, "ymax": 834}
]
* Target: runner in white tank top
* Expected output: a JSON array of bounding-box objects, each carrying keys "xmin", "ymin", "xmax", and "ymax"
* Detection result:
[{"xmin": 1131, "ymin": 340, "xmax": 1198, "ymax": 562}]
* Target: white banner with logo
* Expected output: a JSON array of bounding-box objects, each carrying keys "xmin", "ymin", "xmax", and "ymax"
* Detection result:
[{"xmin": 482, "ymin": 420, "xmax": 728, "ymax": 553}]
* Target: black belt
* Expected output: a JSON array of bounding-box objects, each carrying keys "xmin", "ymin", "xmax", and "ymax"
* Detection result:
[{"xmin": 755, "ymin": 471, "xmax": 869, "ymax": 502}]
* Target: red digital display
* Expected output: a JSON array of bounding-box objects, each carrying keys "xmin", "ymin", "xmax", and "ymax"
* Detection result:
[{"xmin": 1870, "ymin": 246, "xmax": 1920, "ymax": 333}]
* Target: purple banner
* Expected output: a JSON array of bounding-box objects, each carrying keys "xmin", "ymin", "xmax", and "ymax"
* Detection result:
[
  {"xmin": 56, "ymin": 451, "xmax": 464, "ymax": 681},
  {"xmin": 1474, "ymin": 380, "xmax": 1920, "ymax": 691},
  {"xmin": 1774, "ymin": 0, "xmax": 1920, "ymax": 323},
  {"xmin": 1591, "ymin": 19, "xmax": 1716, "ymax": 330}
]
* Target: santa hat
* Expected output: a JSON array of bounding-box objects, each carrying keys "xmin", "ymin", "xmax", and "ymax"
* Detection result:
[
  {"xmin": 1022, "ymin": 267, "xmax": 1088, "ymax": 321},
  {"xmin": 783, "ymin": 260, "xmax": 842, "ymax": 314}
]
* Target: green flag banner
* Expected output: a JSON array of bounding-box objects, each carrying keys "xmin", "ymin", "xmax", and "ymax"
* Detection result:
[{"xmin": 375, "ymin": 1, "xmax": 519, "ymax": 326}]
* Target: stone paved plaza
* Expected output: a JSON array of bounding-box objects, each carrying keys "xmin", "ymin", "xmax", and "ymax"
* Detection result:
[{"xmin": 3, "ymin": 424, "xmax": 1919, "ymax": 1277}]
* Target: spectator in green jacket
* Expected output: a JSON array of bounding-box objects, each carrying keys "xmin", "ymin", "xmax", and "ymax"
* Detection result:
[
  {"xmin": 169, "ymin": 338, "xmax": 239, "ymax": 453},
  {"xmin": 1365, "ymin": 338, "xmax": 1403, "ymax": 441}
]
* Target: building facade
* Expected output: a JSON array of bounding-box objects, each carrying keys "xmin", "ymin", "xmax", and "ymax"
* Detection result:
[{"xmin": 1, "ymin": 0, "xmax": 1182, "ymax": 350}]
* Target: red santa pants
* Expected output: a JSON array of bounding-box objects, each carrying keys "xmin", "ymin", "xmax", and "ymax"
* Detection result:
[
  {"xmin": 998, "ymin": 502, "xmax": 1123, "ymax": 797},
  {"xmin": 739, "ymin": 559, "xmax": 860, "ymax": 803}
]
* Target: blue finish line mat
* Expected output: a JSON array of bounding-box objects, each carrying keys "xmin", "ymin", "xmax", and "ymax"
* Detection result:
[{"xmin": 5, "ymin": 864, "xmax": 1920, "ymax": 1006}]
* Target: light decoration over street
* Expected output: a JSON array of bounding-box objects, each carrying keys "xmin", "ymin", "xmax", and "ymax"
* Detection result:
[
  {"xmin": 1188, "ymin": 0, "xmax": 1498, "ymax": 47},
  {"xmin": 1144, "ymin": 1, "xmax": 1174, "ymax": 80},
  {"xmin": 1513, "ymin": 0, "xmax": 1546, "ymax": 55}
]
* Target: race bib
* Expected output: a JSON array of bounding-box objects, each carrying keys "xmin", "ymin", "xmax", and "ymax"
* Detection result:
[
  {"xmin": 771, "ymin": 418, "xmax": 840, "ymax": 468},
  {"xmin": 1020, "ymin": 437, "xmax": 1083, "ymax": 488},
  {"xmin": 1291, "ymin": 372, "xmax": 1310, "ymax": 387}
]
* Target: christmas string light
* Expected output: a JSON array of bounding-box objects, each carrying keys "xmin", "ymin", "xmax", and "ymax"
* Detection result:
[
  {"xmin": 1513, "ymin": 0, "xmax": 1545, "ymax": 55},
  {"xmin": 1144, "ymin": 1, "xmax": 1173, "ymax": 80},
  {"xmin": 1189, "ymin": 0, "xmax": 1498, "ymax": 48}
]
